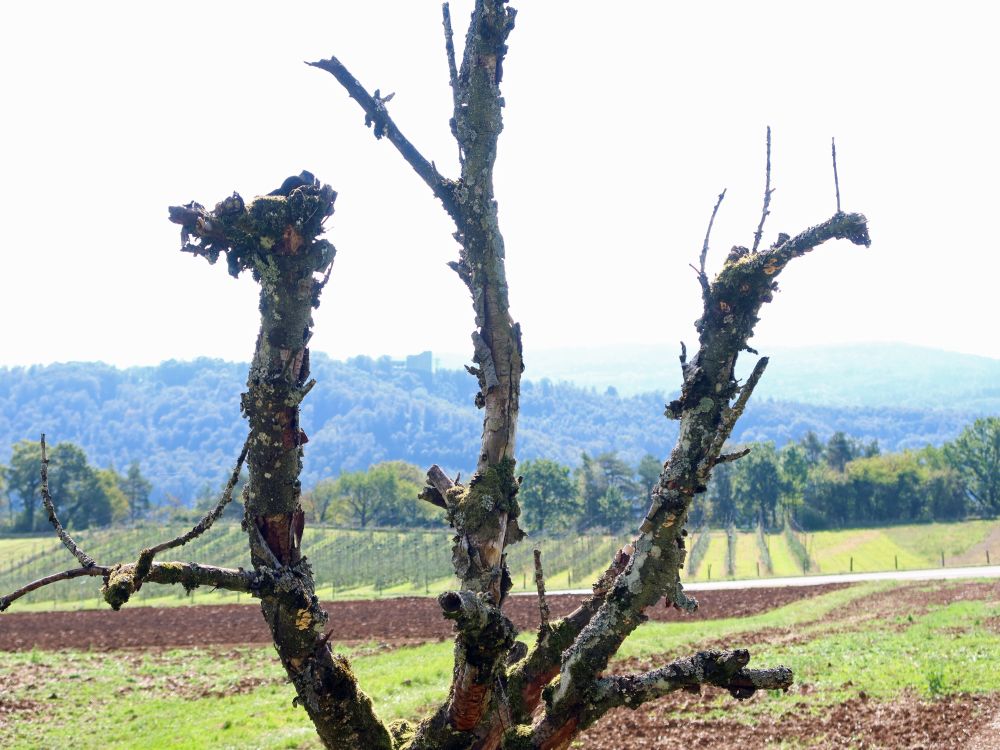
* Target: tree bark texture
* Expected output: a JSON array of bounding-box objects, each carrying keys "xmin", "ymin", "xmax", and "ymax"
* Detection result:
[
  {"xmin": 313, "ymin": 4, "xmax": 525, "ymax": 745},
  {"xmin": 168, "ymin": 177, "xmax": 394, "ymax": 750}
]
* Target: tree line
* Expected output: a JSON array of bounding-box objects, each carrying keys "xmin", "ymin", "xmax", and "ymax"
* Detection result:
[
  {"xmin": 0, "ymin": 357, "xmax": 982, "ymax": 504},
  {"xmin": 696, "ymin": 418, "xmax": 1000, "ymax": 530},
  {"xmin": 1, "ymin": 439, "xmax": 151, "ymax": 531},
  {"xmin": 290, "ymin": 417, "xmax": 1000, "ymax": 533},
  {"xmin": 3, "ymin": 417, "xmax": 996, "ymax": 533}
]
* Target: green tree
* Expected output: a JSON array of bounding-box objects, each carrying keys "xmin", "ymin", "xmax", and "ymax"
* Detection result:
[
  {"xmin": 48, "ymin": 443, "xmax": 112, "ymax": 529},
  {"xmin": 944, "ymin": 417, "xmax": 1000, "ymax": 516},
  {"xmin": 97, "ymin": 468, "xmax": 130, "ymax": 524},
  {"xmin": 0, "ymin": 466, "xmax": 10, "ymax": 527},
  {"xmin": 781, "ymin": 444, "xmax": 810, "ymax": 497},
  {"xmin": 800, "ymin": 430, "xmax": 825, "ymax": 465},
  {"xmin": 576, "ymin": 452, "xmax": 605, "ymax": 528},
  {"xmin": 319, "ymin": 462, "xmax": 428, "ymax": 528},
  {"xmin": 636, "ymin": 454, "xmax": 661, "ymax": 501},
  {"xmin": 5, "ymin": 439, "xmax": 43, "ymax": 531},
  {"xmin": 732, "ymin": 442, "xmax": 786, "ymax": 528},
  {"xmin": 519, "ymin": 458, "xmax": 578, "ymax": 533},
  {"xmin": 825, "ymin": 431, "xmax": 858, "ymax": 472},
  {"xmin": 706, "ymin": 460, "xmax": 736, "ymax": 525},
  {"xmin": 576, "ymin": 451, "xmax": 637, "ymax": 529},
  {"xmin": 366, "ymin": 461, "xmax": 431, "ymax": 527},
  {"xmin": 121, "ymin": 461, "xmax": 153, "ymax": 521},
  {"xmin": 598, "ymin": 484, "xmax": 631, "ymax": 532}
]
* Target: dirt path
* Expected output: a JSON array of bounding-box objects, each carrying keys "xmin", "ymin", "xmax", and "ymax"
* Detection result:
[{"xmin": 0, "ymin": 584, "xmax": 850, "ymax": 651}]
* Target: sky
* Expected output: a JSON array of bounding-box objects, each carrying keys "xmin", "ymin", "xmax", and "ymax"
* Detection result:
[{"xmin": 1, "ymin": 1, "xmax": 998, "ymax": 370}]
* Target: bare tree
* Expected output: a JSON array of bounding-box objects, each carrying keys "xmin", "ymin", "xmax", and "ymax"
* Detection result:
[{"xmin": 0, "ymin": 2, "xmax": 869, "ymax": 748}]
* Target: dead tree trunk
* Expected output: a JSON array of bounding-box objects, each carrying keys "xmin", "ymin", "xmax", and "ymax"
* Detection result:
[{"xmin": 1, "ymin": 3, "xmax": 870, "ymax": 749}]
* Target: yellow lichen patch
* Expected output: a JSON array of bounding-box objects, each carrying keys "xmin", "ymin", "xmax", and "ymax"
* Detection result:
[
  {"xmin": 295, "ymin": 608, "xmax": 313, "ymax": 630},
  {"xmin": 763, "ymin": 259, "xmax": 784, "ymax": 275}
]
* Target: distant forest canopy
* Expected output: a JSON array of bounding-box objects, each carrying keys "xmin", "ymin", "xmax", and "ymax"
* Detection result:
[
  {"xmin": 457, "ymin": 342, "xmax": 1000, "ymax": 409},
  {"xmin": 0, "ymin": 351, "xmax": 989, "ymax": 504}
]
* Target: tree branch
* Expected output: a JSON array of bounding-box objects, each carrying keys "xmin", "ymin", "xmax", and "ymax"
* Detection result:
[
  {"xmin": 715, "ymin": 447, "xmax": 752, "ymax": 465},
  {"xmin": 698, "ymin": 189, "xmax": 726, "ymax": 292},
  {"xmin": 707, "ymin": 357, "xmax": 769, "ymax": 461},
  {"xmin": 832, "ymin": 136, "xmax": 842, "ymax": 213},
  {"xmin": 133, "ymin": 434, "xmax": 250, "ymax": 589},
  {"xmin": 1, "ymin": 561, "xmax": 258, "ymax": 613},
  {"xmin": 541, "ymin": 197, "xmax": 869, "ymax": 728},
  {"xmin": 442, "ymin": 3, "xmax": 461, "ymax": 136},
  {"xmin": 0, "ymin": 565, "xmax": 108, "ymax": 612},
  {"xmin": 533, "ymin": 549, "xmax": 550, "ymax": 630},
  {"xmin": 307, "ymin": 56, "xmax": 458, "ymax": 219},
  {"xmin": 39, "ymin": 434, "xmax": 96, "ymax": 569},
  {"xmin": 595, "ymin": 649, "xmax": 792, "ymax": 710},
  {"xmin": 529, "ymin": 650, "xmax": 792, "ymax": 749},
  {"xmin": 751, "ymin": 126, "xmax": 773, "ymax": 253}
]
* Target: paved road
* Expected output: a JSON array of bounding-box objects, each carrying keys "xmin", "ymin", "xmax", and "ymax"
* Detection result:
[{"xmin": 537, "ymin": 564, "xmax": 1000, "ymax": 596}]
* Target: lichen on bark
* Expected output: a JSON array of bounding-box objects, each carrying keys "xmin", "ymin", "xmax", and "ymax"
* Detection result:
[{"xmin": 169, "ymin": 174, "xmax": 392, "ymax": 750}]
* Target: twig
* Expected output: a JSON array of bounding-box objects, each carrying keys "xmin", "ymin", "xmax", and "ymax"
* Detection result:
[
  {"xmin": 715, "ymin": 447, "xmax": 752, "ymax": 465},
  {"xmin": 832, "ymin": 136, "xmax": 841, "ymax": 213},
  {"xmin": 533, "ymin": 549, "xmax": 550, "ymax": 629},
  {"xmin": 133, "ymin": 434, "xmax": 251, "ymax": 587},
  {"xmin": 441, "ymin": 2, "xmax": 464, "ymax": 167},
  {"xmin": 0, "ymin": 565, "xmax": 109, "ymax": 612},
  {"xmin": 751, "ymin": 126, "xmax": 773, "ymax": 253},
  {"xmin": 308, "ymin": 56, "xmax": 458, "ymax": 219},
  {"xmin": 698, "ymin": 189, "xmax": 727, "ymax": 288},
  {"xmin": 442, "ymin": 3, "xmax": 461, "ymax": 113},
  {"xmin": 39, "ymin": 434, "xmax": 96, "ymax": 569},
  {"xmin": 707, "ymin": 358, "xmax": 769, "ymax": 462}
]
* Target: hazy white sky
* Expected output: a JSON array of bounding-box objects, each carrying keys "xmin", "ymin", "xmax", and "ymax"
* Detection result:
[{"xmin": 1, "ymin": 1, "xmax": 998, "ymax": 368}]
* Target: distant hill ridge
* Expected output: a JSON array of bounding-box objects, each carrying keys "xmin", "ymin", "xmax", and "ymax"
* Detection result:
[
  {"xmin": 0, "ymin": 344, "xmax": 990, "ymax": 503},
  {"xmin": 437, "ymin": 342, "xmax": 1000, "ymax": 411}
]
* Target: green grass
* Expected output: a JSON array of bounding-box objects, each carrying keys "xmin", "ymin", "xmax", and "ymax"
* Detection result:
[
  {"xmin": 684, "ymin": 531, "xmax": 729, "ymax": 582},
  {"xmin": 3, "ymin": 580, "xmax": 998, "ymax": 748},
  {"xmin": 883, "ymin": 519, "xmax": 997, "ymax": 565},
  {"xmin": 764, "ymin": 533, "xmax": 805, "ymax": 576},
  {"xmin": 733, "ymin": 531, "xmax": 762, "ymax": 578},
  {"xmin": 0, "ymin": 638, "xmax": 454, "ymax": 749}
]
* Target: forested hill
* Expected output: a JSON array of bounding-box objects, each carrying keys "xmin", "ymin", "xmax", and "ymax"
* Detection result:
[
  {"xmin": 0, "ymin": 354, "xmax": 983, "ymax": 503},
  {"xmin": 440, "ymin": 342, "xmax": 1000, "ymax": 410}
]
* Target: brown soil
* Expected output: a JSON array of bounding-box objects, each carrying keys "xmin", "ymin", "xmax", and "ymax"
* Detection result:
[
  {"xmin": 578, "ymin": 690, "xmax": 1000, "ymax": 749},
  {"xmin": 0, "ymin": 584, "xmax": 850, "ymax": 652}
]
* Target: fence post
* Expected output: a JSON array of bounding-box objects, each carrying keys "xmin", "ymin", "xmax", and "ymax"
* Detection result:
[
  {"xmin": 940, "ymin": 550, "xmax": 945, "ymax": 568},
  {"xmin": 894, "ymin": 555, "xmax": 898, "ymax": 570},
  {"xmin": 707, "ymin": 563, "xmax": 712, "ymax": 581},
  {"xmin": 756, "ymin": 562, "xmax": 760, "ymax": 577},
  {"xmin": 850, "ymin": 556, "xmax": 853, "ymax": 573},
  {"xmin": 988, "ymin": 550, "xmax": 991, "ymax": 565}
]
